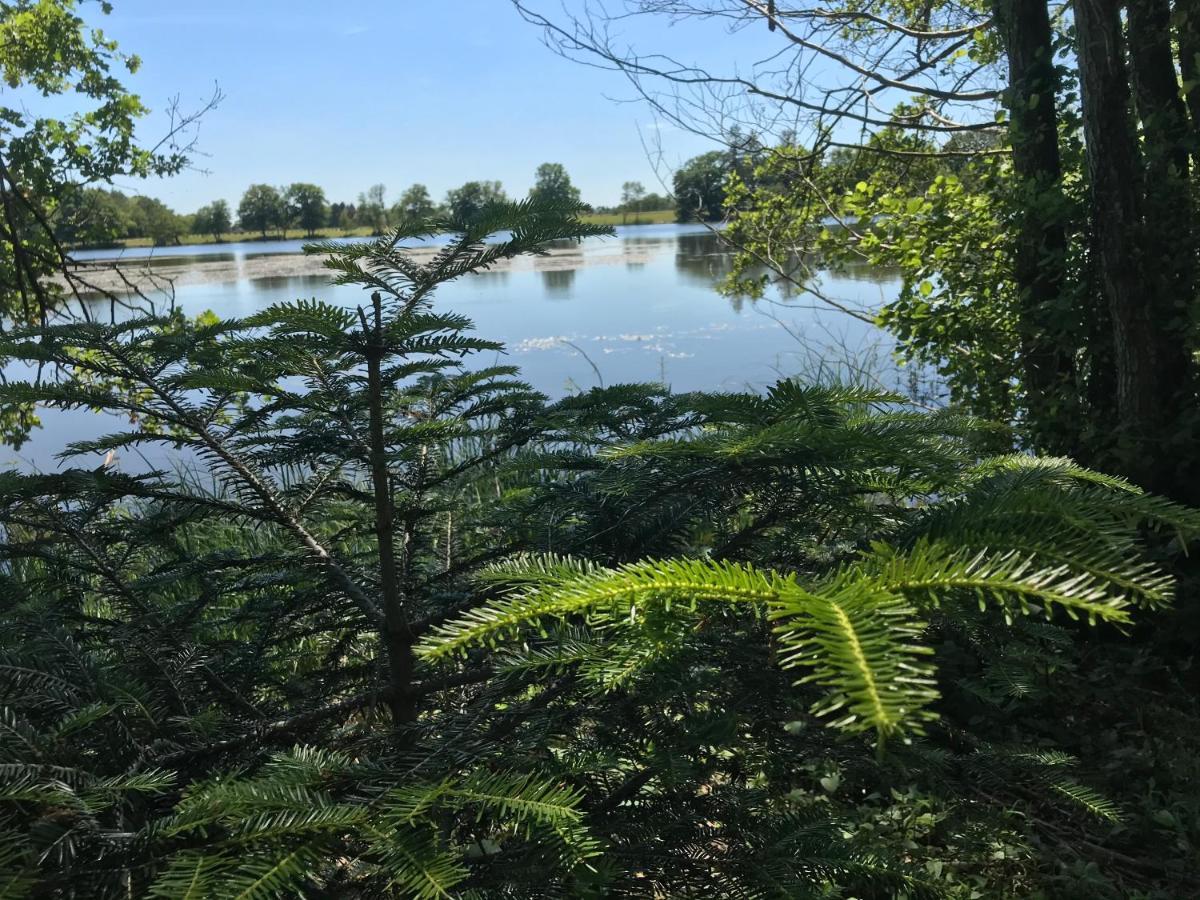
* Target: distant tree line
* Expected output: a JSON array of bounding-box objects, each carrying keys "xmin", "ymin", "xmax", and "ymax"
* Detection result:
[
  {"xmin": 52, "ymin": 144, "xmax": 969, "ymax": 248},
  {"xmin": 52, "ymin": 188, "xmax": 192, "ymax": 248},
  {"xmin": 53, "ymin": 160, "xmax": 704, "ymax": 248}
]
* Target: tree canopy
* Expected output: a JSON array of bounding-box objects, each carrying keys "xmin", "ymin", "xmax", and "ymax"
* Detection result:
[
  {"xmin": 284, "ymin": 182, "xmax": 328, "ymax": 236},
  {"xmin": 237, "ymin": 183, "xmax": 285, "ymax": 237},
  {"xmin": 393, "ymin": 182, "xmax": 436, "ymax": 220},
  {"xmin": 0, "ymin": 0, "xmax": 216, "ymax": 320},
  {"xmin": 672, "ymin": 150, "xmax": 728, "ymax": 222},
  {"xmin": 445, "ymin": 180, "xmax": 507, "ymax": 221},
  {"xmin": 357, "ymin": 182, "xmax": 388, "ymax": 233},
  {"xmin": 191, "ymin": 199, "xmax": 231, "ymax": 241},
  {"xmin": 527, "ymin": 161, "xmax": 582, "ymax": 207}
]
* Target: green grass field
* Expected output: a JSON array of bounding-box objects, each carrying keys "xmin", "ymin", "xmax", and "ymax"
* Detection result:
[
  {"xmin": 101, "ymin": 210, "xmax": 679, "ymax": 250},
  {"xmin": 581, "ymin": 208, "xmax": 677, "ymax": 226}
]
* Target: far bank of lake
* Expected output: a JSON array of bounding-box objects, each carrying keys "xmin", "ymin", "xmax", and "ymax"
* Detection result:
[{"xmin": 69, "ymin": 209, "xmax": 679, "ymax": 252}]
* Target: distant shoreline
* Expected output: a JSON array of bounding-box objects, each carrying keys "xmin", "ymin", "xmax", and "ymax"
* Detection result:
[{"xmin": 68, "ymin": 209, "xmax": 680, "ymax": 253}]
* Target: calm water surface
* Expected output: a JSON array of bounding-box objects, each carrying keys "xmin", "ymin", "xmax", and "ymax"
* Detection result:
[{"xmin": 9, "ymin": 226, "xmax": 904, "ymax": 469}]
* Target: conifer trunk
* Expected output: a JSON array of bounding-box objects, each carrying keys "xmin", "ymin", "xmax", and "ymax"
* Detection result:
[{"xmin": 365, "ymin": 291, "xmax": 417, "ymax": 732}]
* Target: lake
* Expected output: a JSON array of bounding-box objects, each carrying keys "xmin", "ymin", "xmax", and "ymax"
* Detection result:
[{"xmin": 8, "ymin": 225, "xmax": 908, "ymax": 470}]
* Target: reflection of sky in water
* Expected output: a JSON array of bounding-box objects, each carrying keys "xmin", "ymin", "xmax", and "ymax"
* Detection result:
[{"xmin": 7, "ymin": 228, "xmax": 907, "ymax": 470}]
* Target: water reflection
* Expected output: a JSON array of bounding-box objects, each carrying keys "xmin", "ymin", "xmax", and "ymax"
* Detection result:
[
  {"xmin": 470, "ymin": 270, "xmax": 510, "ymax": 288},
  {"xmin": 67, "ymin": 229, "xmax": 898, "ymax": 325},
  {"xmin": 243, "ymin": 275, "xmax": 331, "ymax": 293},
  {"xmin": 673, "ymin": 233, "xmax": 738, "ymax": 289},
  {"xmin": 540, "ymin": 268, "xmax": 577, "ymax": 298}
]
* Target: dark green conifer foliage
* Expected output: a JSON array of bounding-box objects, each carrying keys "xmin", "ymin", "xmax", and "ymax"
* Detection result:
[
  {"xmin": 0, "ymin": 201, "xmax": 612, "ymax": 896},
  {"xmin": 0, "ymin": 202, "xmax": 1197, "ymax": 897}
]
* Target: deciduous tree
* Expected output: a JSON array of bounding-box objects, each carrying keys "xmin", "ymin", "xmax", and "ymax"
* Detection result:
[
  {"xmin": 445, "ymin": 180, "xmax": 507, "ymax": 221},
  {"xmin": 357, "ymin": 182, "xmax": 388, "ymax": 233},
  {"xmin": 284, "ymin": 182, "xmax": 328, "ymax": 237},
  {"xmin": 393, "ymin": 183, "xmax": 437, "ymax": 220},
  {"xmin": 527, "ymin": 162, "xmax": 582, "ymax": 206},
  {"xmin": 621, "ymin": 180, "xmax": 646, "ymax": 210},
  {"xmin": 673, "ymin": 151, "xmax": 728, "ymax": 222},
  {"xmin": 0, "ymin": 0, "xmax": 217, "ymax": 323},
  {"xmin": 238, "ymin": 183, "xmax": 285, "ymax": 238},
  {"xmin": 129, "ymin": 196, "xmax": 184, "ymax": 246},
  {"xmin": 53, "ymin": 188, "xmax": 132, "ymax": 247},
  {"xmin": 192, "ymin": 199, "xmax": 232, "ymax": 241}
]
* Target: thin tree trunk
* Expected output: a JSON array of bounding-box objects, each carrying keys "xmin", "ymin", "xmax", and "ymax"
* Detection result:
[
  {"xmin": 993, "ymin": 0, "xmax": 1076, "ymax": 453},
  {"xmin": 365, "ymin": 291, "xmax": 418, "ymax": 733},
  {"xmin": 1176, "ymin": 0, "xmax": 1200, "ymax": 160},
  {"xmin": 1075, "ymin": 0, "xmax": 1172, "ymax": 489}
]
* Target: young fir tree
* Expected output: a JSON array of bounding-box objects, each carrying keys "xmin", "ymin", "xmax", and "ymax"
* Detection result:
[{"xmin": 0, "ymin": 201, "xmax": 611, "ymax": 896}]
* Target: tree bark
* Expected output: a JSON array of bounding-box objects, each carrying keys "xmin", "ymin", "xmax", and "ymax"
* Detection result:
[
  {"xmin": 1130, "ymin": 0, "xmax": 1192, "ymax": 177},
  {"xmin": 1127, "ymin": 0, "xmax": 1195, "ymax": 382},
  {"xmin": 993, "ymin": 0, "xmax": 1077, "ymax": 453},
  {"xmin": 1075, "ymin": 0, "xmax": 1175, "ymax": 490}
]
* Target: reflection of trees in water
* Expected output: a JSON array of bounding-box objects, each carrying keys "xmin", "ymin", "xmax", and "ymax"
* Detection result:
[
  {"xmin": 672, "ymin": 230, "xmax": 896, "ymax": 294},
  {"xmin": 139, "ymin": 252, "xmax": 238, "ymax": 270},
  {"xmin": 675, "ymin": 231, "xmax": 724, "ymax": 256},
  {"xmin": 471, "ymin": 270, "xmax": 509, "ymax": 287},
  {"xmin": 78, "ymin": 272, "xmax": 337, "ymax": 310},
  {"xmin": 243, "ymin": 275, "xmax": 332, "ymax": 293},
  {"xmin": 835, "ymin": 261, "xmax": 899, "ymax": 284},
  {"xmin": 666, "ymin": 230, "xmax": 901, "ymax": 327},
  {"xmin": 541, "ymin": 268, "xmax": 576, "ymax": 297},
  {"xmin": 621, "ymin": 235, "xmax": 675, "ymax": 250},
  {"xmin": 673, "ymin": 232, "xmax": 736, "ymax": 288}
]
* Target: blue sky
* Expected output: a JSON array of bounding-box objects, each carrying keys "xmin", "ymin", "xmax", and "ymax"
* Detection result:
[{"xmin": 83, "ymin": 0, "xmax": 758, "ymax": 213}]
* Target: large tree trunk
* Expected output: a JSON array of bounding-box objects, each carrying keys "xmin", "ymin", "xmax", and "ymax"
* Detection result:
[
  {"xmin": 1127, "ymin": 0, "xmax": 1195, "ymax": 383},
  {"xmin": 1074, "ymin": 0, "xmax": 1175, "ymax": 491},
  {"xmin": 993, "ymin": 0, "xmax": 1078, "ymax": 454}
]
